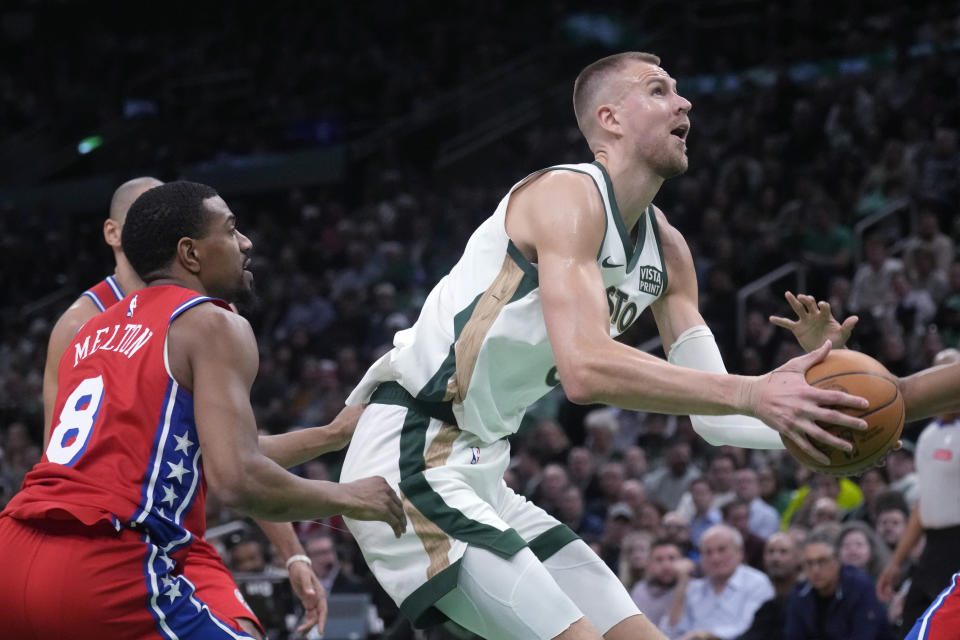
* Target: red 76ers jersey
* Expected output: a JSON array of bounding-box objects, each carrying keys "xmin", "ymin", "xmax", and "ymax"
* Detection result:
[{"xmin": 5, "ymin": 285, "xmax": 231, "ymax": 555}]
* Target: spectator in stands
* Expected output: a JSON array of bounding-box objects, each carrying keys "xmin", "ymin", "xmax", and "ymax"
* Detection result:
[
  {"xmin": 631, "ymin": 539, "xmax": 683, "ymax": 632},
  {"xmin": 637, "ymin": 501, "xmax": 666, "ymax": 539},
  {"xmin": 598, "ymin": 502, "xmax": 635, "ymax": 573},
  {"xmin": 782, "ymin": 473, "xmax": 863, "ymax": 529},
  {"xmin": 902, "ymin": 209, "xmax": 954, "ymax": 279},
  {"xmin": 722, "ymin": 500, "xmax": 766, "ymax": 571},
  {"xmin": 812, "ymin": 497, "xmax": 841, "ymax": 527},
  {"xmin": 735, "ymin": 532, "xmax": 803, "ymax": 640},
  {"xmin": 886, "ymin": 445, "xmax": 919, "ymax": 506},
  {"xmin": 845, "ymin": 467, "xmax": 889, "ymax": 525},
  {"xmin": 848, "ymin": 234, "xmax": 903, "ymax": 317},
  {"xmin": 688, "ymin": 478, "xmax": 722, "ymax": 546},
  {"xmin": 757, "ymin": 463, "xmax": 791, "ymax": 515},
  {"xmin": 620, "ymin": 478, "xmax": 650, "ymax": 519},
  {"xmin": 557, "ymin": 485, "xmax": 604, "ymax": 540},
  {"xmin": 663, "ymin": 524, "xmax": 774, "ymax": 639},
  {"xmin": 566, "ymin": 445, "xmax": 599, "ymax": 500},
  {"xmin": 873, "ymin": 494, "xmax": 909, "ymax": 552},
  {"xmin": 529, "ymin": 462, "xmax": 570, "ymax": 517},
  {"xmin": 733, "ymin": 467, "xmax": 781, "ymax": 539},
  {"xmin": 784, "ymin": 533, "xmax": 894, "ymax": 640},
  {"xmin": 677, "ymin": 453, "xmax": 736, "ymax": 519},
  {"xmin": 837, "ymin": 522, "xmax": 890, "ymax": 582},
  {"xmin": 645, "ymin": 440, "xmax": 700, "ymax": 511},
  {"xmin": 619, "ymin": 530, "xmax": 654, "ymax": 593},
  {"xmin": 583, "ymin": 408, "xmax": 619, "ymax": 462},
  {"xmin": 587, "ymin": 460, "xmax": 627, "ymax": 520},
  {"xmin": 662, "ymin": 511, "xmax": 697, "ymax": 562},
  {"xmin": 623, "ymin": 445, "xmax": 648, "ymax": 481}
]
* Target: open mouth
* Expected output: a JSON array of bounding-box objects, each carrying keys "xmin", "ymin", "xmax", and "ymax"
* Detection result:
[{"xmin": 671, "ymin": 124, "xmax": 689, "ymax": 140}]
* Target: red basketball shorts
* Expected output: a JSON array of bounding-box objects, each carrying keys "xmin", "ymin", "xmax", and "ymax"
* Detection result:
[
  {"xmin": 906, "ymin": 571, "xmax": 960, "ymax": 640},
  {"xmin": 0, "ymin": 515, "xmax": 262, "ymax": 639}
]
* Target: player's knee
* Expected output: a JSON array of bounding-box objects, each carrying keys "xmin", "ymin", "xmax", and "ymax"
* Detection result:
[{"xmin": 236, "ymin": 617, "xmax": 264, "ymax": 640}]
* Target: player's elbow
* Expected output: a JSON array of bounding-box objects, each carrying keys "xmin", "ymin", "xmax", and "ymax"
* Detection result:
[{"xmin": 558, "ymin": 360, "xmax": 603, "ymax": 405}]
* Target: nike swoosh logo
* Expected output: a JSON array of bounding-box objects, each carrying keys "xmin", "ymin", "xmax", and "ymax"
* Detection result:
[{"xmin": 601, "ymin": 257, "xmax": 624, "ymax": 268}]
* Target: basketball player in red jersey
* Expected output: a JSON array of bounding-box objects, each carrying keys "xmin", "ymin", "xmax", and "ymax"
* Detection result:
[
  {"xmin": 40, "ymin": 176, "xmax": 343, "ymax": 638},
  {"xmin": 0, "ymin": 181, "xmax": 406, "ymax": 639},
  {"xmin": 772, "ymin": 292, "xmax": 960, "ymax": 640}
]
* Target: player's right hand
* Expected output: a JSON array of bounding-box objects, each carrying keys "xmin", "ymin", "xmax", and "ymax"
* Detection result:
[
  {"xmin": 876, "ymin": 561, "xmax": 900, "ymax": 602},
  {"xmin": 341, "ymin": 476, "xmax": 407, "ymax": 538},
  {"xmin": 770, "ymin": 291, "xmax": 858, "ymax": 352},
  {"xmin": 748, "ymin": 341, "xmax": 869, "ymax": 465}
]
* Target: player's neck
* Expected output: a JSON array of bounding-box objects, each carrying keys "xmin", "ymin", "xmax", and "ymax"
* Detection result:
[
  {"xmin": 114, "ymin": 253, "xmax": 146, "ymax": 295},
  {"xmin": 593, "ymin": 154, "xmax": 663, "ymax": 232}
]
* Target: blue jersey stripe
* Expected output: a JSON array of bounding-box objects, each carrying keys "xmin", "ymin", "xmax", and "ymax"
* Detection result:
[
  {"xmin": 909, "ymin": 571, "xmax": 960, "ymax": 640},
  {"xmin": 142, "ymin": 536, "xmax": 252, "ymax": 640},
  {"xmin": 169, "ymin": 297, "xmax": 214, "ymax": 323},
  {"xmin": 82, "ymin": 291, "xmax": 107, "ymax": 312},
  {"xmin": 105, "ymin": 275, "xmax": 125, "ymax": 302}
]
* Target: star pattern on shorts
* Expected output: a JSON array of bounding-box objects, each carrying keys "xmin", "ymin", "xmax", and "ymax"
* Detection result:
[
  {"xmin": 161, "ymin": 484, "xmax": 177, "ymax": 507},
  {"xmin": 161, "ymin": 555, "xmax": 176, "ymax": 570},
  {"xmin": 164, "ymin": 579, "xmax": 182, "ymax": 603},
  {"xmin": 166, "ymin": 459, "xmax": 190, "ymax": 483},
  {"xmin": 173, "ymin": 432, "xmax": 194, "ymax": 455}
]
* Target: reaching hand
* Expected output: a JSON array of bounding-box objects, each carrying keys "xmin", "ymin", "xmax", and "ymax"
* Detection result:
[
  {"xmin": 876, "ymin": 561, "xmax": 900, "ymax": 602},
  {"xmin": 341, "ymin": 475, "xmax": 408, "ymax": 538},
  {"xmin": 745, "ymin": 341, "xmax": 869, "ymax": 465},
  {"xmin": 324, "ymin": 404, "xmax": 366, "ymax": 451},
  {"xmin": 770, "ymin": 291, "xmax": 858, "ymax": 352},
  {"xmin": 287, "ymin": 560, "xmax": 328, "ymax": 635}
]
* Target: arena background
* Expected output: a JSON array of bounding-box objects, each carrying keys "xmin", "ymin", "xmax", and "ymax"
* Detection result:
[{"xmin": 1, "ymin": 2, "xmax": 958, "ymax": 638}]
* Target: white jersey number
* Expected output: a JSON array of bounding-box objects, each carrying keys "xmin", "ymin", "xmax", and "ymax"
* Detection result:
[{"xmin": 46, "ymin": 375, "xmax": 105, "ymax": 466}]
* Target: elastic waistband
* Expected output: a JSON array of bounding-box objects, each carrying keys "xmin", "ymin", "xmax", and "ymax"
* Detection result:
[{"xmin": 370, "ymin": 381, "xmax": 457, "ymax": 425}]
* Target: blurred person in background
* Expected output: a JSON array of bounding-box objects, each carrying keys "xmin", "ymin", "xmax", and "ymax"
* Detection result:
[
  {"xmin": 735, "ymin": 532, "xmax": 803, "ymax": 640},
  {"xmin": 733, "ymin": 467, "xmax": 780, "ymax": 539},
  {"xmin": 757, "ymin": 463, "xmax": 791, "ymax": 515},
  {"xmin": 722, "ymin": 500, "xmax": 766, "ymax": 570},
  {"xmin": 619, "ymin": 530, "xmax": 654, "ymax": 593},
  {"xmin": 645, "ymin": 440, "xmax": 700, "ymax": 512},
  {"xmin": 631, "ymin": 539, "xmax": 683, "ymax": 632},
  {"xmin": 845, "ymin": 467, "xmax": 889, "ymax": 525},
  {"xmin": 785, "ymin": 533, "xmax": 894, "ymax": 640},
  {"xmin": 688, "ymin": 477, "xmax": 722, "ymax": 546},
  {"xmin": 837, "ymin": 522, "xmax": 891, "ymax": 583},
  {"xmin": 677, "ymin": 453, "xmax": 737, "ymax": 520},
  {"xmin": 664, "ymin": 524, "xmax": 774, "ymax": 640}
]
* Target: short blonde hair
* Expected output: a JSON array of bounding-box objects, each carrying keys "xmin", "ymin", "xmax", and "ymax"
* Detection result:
[{"xmin": 572, "ymin": 51, "xmax": 661, "ymax": 133}]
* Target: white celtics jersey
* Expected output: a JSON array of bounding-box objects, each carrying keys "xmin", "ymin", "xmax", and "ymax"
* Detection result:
[{"xmin": 348, "ymin": 161, "xmax": 667, "ymax": 443}]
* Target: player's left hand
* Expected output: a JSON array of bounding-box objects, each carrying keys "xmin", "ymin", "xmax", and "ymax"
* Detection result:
[
  {"xmin": 288, "ymin": 560, "xmax": 327, "ymax": 636},
  {"xmin": 770, "ymin": 291, "xmax": 858, "ymax": 352},
  {"xmin": 325, "ymin": 404, "xmax": 366, "ymax": 451}
]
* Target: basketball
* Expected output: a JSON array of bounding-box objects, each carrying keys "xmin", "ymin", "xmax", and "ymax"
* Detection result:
[{"xmin": 782, "ymin": 349, "xmax": 905, "ymax": 476}]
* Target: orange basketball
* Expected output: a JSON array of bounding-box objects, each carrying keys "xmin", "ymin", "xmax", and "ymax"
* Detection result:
[{"xmin": 782, "ymin": 349, "xmax": 904, "ymax": 476}]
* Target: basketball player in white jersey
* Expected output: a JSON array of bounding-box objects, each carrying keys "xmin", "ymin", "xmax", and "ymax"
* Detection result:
[{"xmin": 340, "ymin": 52, "xmax": 870, "ymax": 640}]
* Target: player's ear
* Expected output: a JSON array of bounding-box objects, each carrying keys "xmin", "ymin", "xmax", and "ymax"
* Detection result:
[
  {"xmin": 103, "ymin": 219, "xmax": 122, "ymax": 249},
  {"xmin": 596, "ymin": 104, "xmax": 622, "ymax": 136},
  {"xmin": 177, "ymin": 237, "xmax": 202, "ymax": 274}
]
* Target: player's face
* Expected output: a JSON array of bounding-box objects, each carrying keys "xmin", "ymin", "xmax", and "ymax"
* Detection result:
[
  {"xmin": 197, "ymin": 196, "xmax": 254, "ymax": 303},
  {"xmin": 618, "ymin": 62, "xmax": 692, "ymax": 179}
]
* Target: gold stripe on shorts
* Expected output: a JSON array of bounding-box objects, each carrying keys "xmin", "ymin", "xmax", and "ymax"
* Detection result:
[
  {"xmin": 403, "ymin": 495, "xmax": 452, "ymax": 579},
  {"xmin": 447, "ymin": 252, "xmax": 525, "ymax": 402},
  {"xmin": 424, "ymin": 423, "xmax": 460, "ymax": 469}
]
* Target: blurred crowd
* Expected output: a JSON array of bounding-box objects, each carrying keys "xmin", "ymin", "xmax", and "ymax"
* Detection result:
[{"xmin": 2, "ymin": 2, "xmax": 960, "ymax": 639}]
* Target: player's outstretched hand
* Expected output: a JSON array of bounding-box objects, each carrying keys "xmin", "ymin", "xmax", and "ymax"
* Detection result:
[
  {"xmin": 287, "ymin": 560, "xmax": 328, "ymax": 635},
  {"xmin": 747, "ymin": 341, "xmax": 868, "ymax": 465},
  {"xmin": 324, "ymin": 404, "xmax": 366, "ymax": 451},
  {"xmin": 341, "ymin": 476, "xmax": 408, "ymax": 538},
  {"xmin": 770, "ymin": 291, "xmax": 858, "ymax": 352}
]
